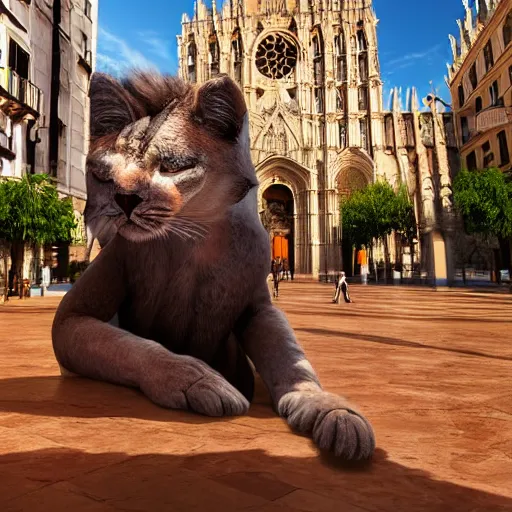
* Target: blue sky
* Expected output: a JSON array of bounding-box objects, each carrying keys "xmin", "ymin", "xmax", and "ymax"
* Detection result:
[{"xmin": 97, "ymin": 0, "xmax": 466, "ymax": 109}]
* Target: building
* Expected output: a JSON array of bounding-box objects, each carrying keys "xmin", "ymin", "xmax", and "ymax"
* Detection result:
[
  {"xmin": 447, "ymin": 0, "xmax": 512, "ymax": 279},
  {"xmin": 0, "ymin": 0, "xmax": 98, "ymax": 290},
  {"xmin": 448, "ymin": 0, "xmax": 511, "ymax": 174},
  {"xmin": 178, "ymin": 0, "xmax": 459, "ymax": 284}
]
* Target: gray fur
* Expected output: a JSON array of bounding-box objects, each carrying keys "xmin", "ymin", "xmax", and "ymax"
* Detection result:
[{"xmin": 52, "ymin": 72, "xmax": 375, "ymax": 460}]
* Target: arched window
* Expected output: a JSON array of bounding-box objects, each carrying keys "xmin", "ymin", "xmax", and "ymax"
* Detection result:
[
  {"xmin": 231, "ymin": 29, "xmax": 243, "ymax": 84},
  {"xmin": 503, "ymin": 11, "xmax": 512, "ymax": 47},
  {"xmin": 358, "ymin": 85, "xmax": 368, "ymax": 110},
  {"xmin": 334, "ymin": 30, "xmax": 347, "ymax": 82},
  {"xmin": 208, "ymin": 33, "xmax": 220, "ymax": 78},
  {"xmin": 336, "ymin": 87, "xmax": 345, "ymax": 111},
  {"xmin": 357, "ymin": 27, "xmax": 368, "ymax": 52},
  {"xmin": 311, "ymin": 29, "xmax": 324, "ymax": 113},
  {"xmin": 187, "ymin": 36, "xmax": 197, "ymax": 83},
  {"xmin": 358, "ymin": 53, "xmax": 368, "ymax": 82}
]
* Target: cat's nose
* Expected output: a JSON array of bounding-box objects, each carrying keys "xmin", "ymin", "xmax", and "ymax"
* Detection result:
[{"xmin": 114, "ymin": 194, "xmax": 143, "ymax": 218}]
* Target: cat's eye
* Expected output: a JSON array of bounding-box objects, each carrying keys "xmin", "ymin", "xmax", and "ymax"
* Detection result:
[{"xmin": 159, "ymin": 157, "xmax": 198, "ymax": 175}]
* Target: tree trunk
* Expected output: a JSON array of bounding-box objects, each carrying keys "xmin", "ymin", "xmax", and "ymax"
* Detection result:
[
  {"xmin": 17, "ymin": 242, "xmax": 25, "ymax": 299},
  {"xmin": 383, "ymin": 236, "xmax": 390, "ymax": 284},
  {"xmin": 410, "ymin": 241, "xmax": 415, "ymax": 284},
  {"xmin": 498, "ymin": 237, "xmax": 512, "ymax": 289},
  {"xmin": 371, "ymin": 242, "xmax": 378, "ymax": 284},
  {"xmin": 1, "ymin": 242, "xmax": 9, "ymax": 303}
]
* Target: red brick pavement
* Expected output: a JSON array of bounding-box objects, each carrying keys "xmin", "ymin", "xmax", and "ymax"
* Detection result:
[{"xmin": 0, "ymin": 283, "xmax": 511, "ymax": 511}]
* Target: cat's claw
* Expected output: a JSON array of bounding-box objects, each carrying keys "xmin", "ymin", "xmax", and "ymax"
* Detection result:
[{"xmin": 278, "ymin": 391, "xmax": 375, "ymax": 460}]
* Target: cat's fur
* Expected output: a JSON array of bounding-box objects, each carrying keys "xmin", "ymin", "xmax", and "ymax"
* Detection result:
[{"xmin": 52, "ymin": 71, "xmax": 375, "ymax": 460}]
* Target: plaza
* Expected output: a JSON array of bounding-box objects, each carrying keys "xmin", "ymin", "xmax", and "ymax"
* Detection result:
[{"xmin": 0, "ymin": 282, "xmax": 511, "ymax": 511}]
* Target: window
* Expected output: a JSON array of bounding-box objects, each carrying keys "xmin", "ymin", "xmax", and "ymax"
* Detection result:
[
  {"xmin": 336, "ymin": 87, "xmax": 345, "ymax": 110},
  {"xmin": 403, "ymin": 114, "xmax": 415, "ymax": 147},
  {"xmin": 466, "ymin": 151, "xmax": 477, "ymax": 171},
  {"xmin": 358, "ymin": 86, "xmax": 368, "ymax": 110},
  {"xmin": 315, "ymin": 88, "xmax": 324, "ymax": 113},
  {"xmin": 84, "ymin": 0, "xmax": 92, "ymax": 18},
  {"xmin": 483, "ymin": 40, "xmax": 494, "ymax": 72},
  {"xmin": 358, "ymin": 53, "xmax": 368, "ymax": 82},
  {"xmin": 458, "ymin": 84, "xmax": 465, "ymax": 107},
  {"xmin": 503, "ymin": 11, "xmax": 512, "ymax": 47},
  {"xmin": 8, "ymin": 40, "xmax": 29, "ymax": 79},
  {"xmin": 208, "ymin": 34, "xmax": 220, "ymax": 78},
  {"xmin": 489, "ymin": 80, "xmax": 499, "ymax": 106},
  {"xmin": 359, "ymin": 118, "xmax": 369, "ymax": 150},
  {"xmin": 338, "ymin": 121, "xmax": 347, "ymax": 148},
  {"xmin": 357, "ymin": 28, "xmax": 367, "ymax": 52},
  {"xmin": 81, "ymin": 33, "xmax": 91, "ymax": 65},
  {"xmin": 461, "ymin": 116, "xmax": 469, "ymax": 144},
  {"xmin": 311, "ymin": 31, "xmax": 324, "ymax": 113},
  {"xmin": 384, "ymin": 115, "xmax": 394, "ymax": 150},
  {"xmin": 187, "ymin": 37, "xmax": 197, "ymax": 83},
  {"xmin": 232, "ymin": 30, "xmax": 243, "ymax": 85},
  {"xmin": 497, "ymin": 130, "xmax": 510, "ymax": 166},
  {"xmin": 469, "ymin": 64, "xmax": 477, "ymax": 89},
  {"xmin": 475, "ymin": 96, "xmax": 483, "ymax": 113},
  {"xmin": 334, "ymin": 32, "xmax": 347, "ymax": 82},
  {"xmin": 482, "ymin": 141, "xmax": 494, "ymax": 167}
]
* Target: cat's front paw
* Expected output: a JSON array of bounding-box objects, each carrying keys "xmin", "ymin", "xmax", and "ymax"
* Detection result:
[
  {"xmin": 278, "ymin": 391, "xmax": 375, "ymax": 460},
  {"xmin": 185, "ymin": 371, "xmax": 250, "ymax": 417},
  {"xmin": 140, "ymin": 354, "xmax": 249, "ymax": 417}
]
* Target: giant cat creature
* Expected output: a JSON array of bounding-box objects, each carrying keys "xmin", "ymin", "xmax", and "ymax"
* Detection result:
[{"xmin": 52, "ymin": 72, "xmax": 375, "ymax": 460}]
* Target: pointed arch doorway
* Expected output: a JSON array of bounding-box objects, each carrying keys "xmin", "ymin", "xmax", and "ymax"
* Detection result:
[{"xmin": 261, "ymin": 183, "xmax": 295, "ymax": 276}]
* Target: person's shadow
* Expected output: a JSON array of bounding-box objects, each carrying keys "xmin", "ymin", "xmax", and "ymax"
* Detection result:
[{"xmin": 1, "ymin": 376, "xmax": 511, "ymax": 511}]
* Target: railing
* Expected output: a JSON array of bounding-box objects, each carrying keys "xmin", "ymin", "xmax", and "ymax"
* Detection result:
[{"xmin": 0, "ymin": 67, "xmax": 43, "ymax": 114}]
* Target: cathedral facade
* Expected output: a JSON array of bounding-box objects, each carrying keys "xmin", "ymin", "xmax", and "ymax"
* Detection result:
[{"xmin": 178, "ymin": 0, "xmax": 459, "ymax": 284}]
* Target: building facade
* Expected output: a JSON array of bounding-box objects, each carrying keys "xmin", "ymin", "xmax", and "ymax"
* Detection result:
[
  {"xmin": 178, "ymin": 0, "xmax": 459, "ymax": 283},
  {"xmin": 0, "ymin": 0, "xmax": 98, "ymax": 288},
  {"xmin": 447, "ymin": 0, "xmax": 512, "ymax": 279},
  {"xmin": 448, "ymin": 0, "xmax": 511, "ymax": 173}
]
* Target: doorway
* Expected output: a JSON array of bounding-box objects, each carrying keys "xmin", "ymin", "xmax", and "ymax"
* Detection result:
[{"xmin": 261, "ymin": 184, "xmax": 295, "ymax": 275}]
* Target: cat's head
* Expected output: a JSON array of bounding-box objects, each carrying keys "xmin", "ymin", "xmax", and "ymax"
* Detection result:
[{"xmin": 85, "ymin": 71, "xmax": 258, "ymax": 247}]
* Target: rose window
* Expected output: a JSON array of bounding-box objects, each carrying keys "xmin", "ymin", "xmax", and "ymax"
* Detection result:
[{"xmin": 256, "ymin": 33, "xmax": 298, "ymax": 80}]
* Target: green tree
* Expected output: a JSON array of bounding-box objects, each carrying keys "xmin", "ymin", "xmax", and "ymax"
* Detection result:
[
  {"xmin": 340, "ymin": 181, "xmax": 416, "ymax": 280},
  {"xmin": 0, "ymin": 174, "xmax": 76, "ymax": 300},
  {"xmin": 453, "ymin": 167, "xmax": 512, "ymax": 283}
]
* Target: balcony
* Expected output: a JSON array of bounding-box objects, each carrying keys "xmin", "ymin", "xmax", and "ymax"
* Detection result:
[
  {"xmin": 0, "ymin": 67, "xmax": 43, "ymax": 120},
  {"xmin": 476, "ymin": 106, "xmax": 510, "ymax": 132}
]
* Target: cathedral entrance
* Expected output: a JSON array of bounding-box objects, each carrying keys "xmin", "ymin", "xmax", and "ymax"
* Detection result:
[{"xmin": 261, "ymin": 184, "xmax": 294, "ymax": 276}]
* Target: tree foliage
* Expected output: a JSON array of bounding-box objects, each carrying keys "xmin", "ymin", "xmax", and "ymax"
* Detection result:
[
  {"xmin": 340, "ymin": 181, "xmax": 416, "ymax": 247},
  {"xmin": 0, "ymin": 174, "xmax": 76, "ymax": 245},
  {"xmin": 452, "ymin": 168, "xmax": 512, "ymax": 239}
]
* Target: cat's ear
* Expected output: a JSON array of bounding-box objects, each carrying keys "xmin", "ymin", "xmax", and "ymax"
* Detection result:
[
  {"xmin": 89, "ymin": 73, "xmax": 143, "ymax": 138},
  {"xmin": 193, "ymin": 75, "xmax": 247, "ymax": 142}
]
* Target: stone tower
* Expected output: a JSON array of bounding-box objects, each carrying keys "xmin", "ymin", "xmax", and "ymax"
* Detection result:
[{"xmin": 178, "ymin": 0, "xmax": 458, "ymax": 284}]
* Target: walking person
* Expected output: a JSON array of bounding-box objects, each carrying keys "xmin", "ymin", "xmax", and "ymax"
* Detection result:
[
  {"xmin": 332, "ymin": 272, "xmax": 353, "ymax": 304},
  {"xmin": 283, "ymin": 259, "xmax": 290, "ymax": 281},
  {"xmin": 271, "ymin": 259, "xmax": 280, "ymax": 299}
]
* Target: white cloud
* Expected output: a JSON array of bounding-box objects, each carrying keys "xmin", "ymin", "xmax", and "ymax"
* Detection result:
[
  {"xmin": 137, "ymin": 31, "xmax": 173, "ymax": 63},
  {"xmin": 97, "ymin": 27, "xmax": 158, "ymax": 76},
  {"xmin": 384, "ymin": 44, "xmax": 443, "ymax": 71}
]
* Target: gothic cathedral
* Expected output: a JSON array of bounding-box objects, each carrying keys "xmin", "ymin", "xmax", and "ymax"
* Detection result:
[{"xmin": 178, "ymin": 0, "xmax": 459, "ymax": 284}]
